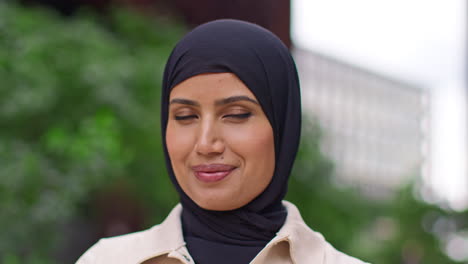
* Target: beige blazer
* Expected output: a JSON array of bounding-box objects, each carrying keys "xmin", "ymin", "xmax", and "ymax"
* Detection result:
[{"xmin": 76, "ymin": 201, "xmax": 369, "ymax": 264}]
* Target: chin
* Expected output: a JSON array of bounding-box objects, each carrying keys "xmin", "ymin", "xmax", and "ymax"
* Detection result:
[{"xmin": 194, "ymin": 197, "xmax": 244, "ymax": 211}]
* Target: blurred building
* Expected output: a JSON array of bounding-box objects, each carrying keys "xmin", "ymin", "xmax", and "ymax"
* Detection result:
[{"xmin": 293, "ymin": 48, "xmax": 430, "ymax": 198}]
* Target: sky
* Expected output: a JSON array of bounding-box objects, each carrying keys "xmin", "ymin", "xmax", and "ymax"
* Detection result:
[{"xmin": 291, "ymin": 0, "xmax": 467, "ymax": 210}]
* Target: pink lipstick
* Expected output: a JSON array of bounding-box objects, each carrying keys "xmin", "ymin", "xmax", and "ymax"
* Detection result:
[{"xmin": 192, "ymin": 164, "xmax": 236, "ymax": 183}]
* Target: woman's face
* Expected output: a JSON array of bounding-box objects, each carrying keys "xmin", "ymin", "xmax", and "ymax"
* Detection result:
[{"xmin": 166, "ymin": 73, "xmax": 275, "ymax": 211}]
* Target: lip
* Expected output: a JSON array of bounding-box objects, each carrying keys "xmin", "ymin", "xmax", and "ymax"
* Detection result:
[{"xmin": 191, "ymin": 164, "xmax": 236, "ymax": 183}]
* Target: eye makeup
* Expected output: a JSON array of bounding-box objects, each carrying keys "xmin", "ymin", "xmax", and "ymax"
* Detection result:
[
  {"xmin": 224, "ymin": 112, "xmax": 252, "ymax": 119},
  {"xmin": 174, "ymin": 115, "xmax": 198, "ymax": 121}
]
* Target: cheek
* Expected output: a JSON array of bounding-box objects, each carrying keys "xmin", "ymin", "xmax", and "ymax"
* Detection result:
[
  {"xmin": 166, "ymin": 122, "xmax": 194, "ymax": 164},
  {"xmin": 225, "ymin": 120, "xmax": 275, "ymax": 170}
]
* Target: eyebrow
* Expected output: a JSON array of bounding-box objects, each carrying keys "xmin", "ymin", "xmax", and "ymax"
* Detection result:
[
  {"xmin": 169, "ymin": 98, "xmax": 200, "ymax": 106},
  {"xmin": 215, "ymin": 95, "xmax": 259, "ymax": 106},
  {"xmin": 169, "ymin": 96, "xmax": 259, "ymax": 107}
]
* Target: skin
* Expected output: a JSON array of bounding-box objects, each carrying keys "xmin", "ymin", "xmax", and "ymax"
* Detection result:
[{"xmin": 166, "ymin": 72, "xmax": 275, "ymax": 211}]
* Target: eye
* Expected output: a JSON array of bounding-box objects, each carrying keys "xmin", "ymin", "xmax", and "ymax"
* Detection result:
[
  {"xmin": 223, "ymin": 112, "xmax": 252, "ymax": 119},
  {"xmin": 174, "ymin": 115, "xmax": 198, "ymax": 121}
]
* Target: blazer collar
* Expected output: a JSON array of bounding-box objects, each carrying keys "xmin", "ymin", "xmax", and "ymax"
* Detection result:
[
  {"xmin": 137, "ymin": 204, "xmax": 186, "ymax": 263},
  {"xmin": 137, "ymin": 201, "xmax": 326, "ymax": 263},
  {"xmin": 277, "ymin": 201, "xmax": 326, "ymax": 263}
]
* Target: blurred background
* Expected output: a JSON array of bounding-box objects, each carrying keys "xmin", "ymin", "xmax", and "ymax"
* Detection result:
[{"xmin": 0, "ymin": 0, "xmax": 467, "ymax": 263}]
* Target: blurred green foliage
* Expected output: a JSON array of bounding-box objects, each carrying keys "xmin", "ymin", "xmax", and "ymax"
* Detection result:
[
  {"xmin": 0, "ymin": 2, "xmax": 184, "ymax": 262},
  {"xmin": 0, "ymin": 2, "xmax": 467, "ymax": 264}
]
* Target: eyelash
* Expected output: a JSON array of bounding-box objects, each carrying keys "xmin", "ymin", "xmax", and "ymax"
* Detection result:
[
  {"xmin": 174, "ymin": 115, "xmax": 197, "ymax": 121},
  {"xmin": 226, "ymin": 112, "xmax": 252, "ymax": 119},
  {"xmin": 174, "ymin": 113, "xmax": 252, "ymax": 121}
]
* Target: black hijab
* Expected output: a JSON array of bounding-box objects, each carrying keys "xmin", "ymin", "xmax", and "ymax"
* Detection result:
[{"xmin": 161, "ymin": 19, "xmax": 301, "ymax": 264}]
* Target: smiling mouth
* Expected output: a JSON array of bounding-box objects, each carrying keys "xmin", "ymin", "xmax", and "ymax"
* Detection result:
[{"xmin": 192, "ymin": 164, "xmax": 236, "ymax": 183}]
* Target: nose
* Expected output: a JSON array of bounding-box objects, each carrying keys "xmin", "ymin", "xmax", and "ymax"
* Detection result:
[{"xmin": 195, "ymin": 119, "xmax": 225, "ymax": 157}]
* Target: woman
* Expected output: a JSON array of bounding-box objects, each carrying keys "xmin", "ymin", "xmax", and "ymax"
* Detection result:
[{"xmin": 77, "ymin": 19, "xmax": 368, "ymax": 264}]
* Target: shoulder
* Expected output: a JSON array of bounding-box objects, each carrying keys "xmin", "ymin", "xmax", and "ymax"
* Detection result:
[
  {"xmin": 75, "ymin": 204, "xmax": 185, "ymax": 264},
  {"xmin": 76, "ymin": 228, "xmax": 152, "ymax": 263},
  {"xmin": 281, "ymin": 201, "xmax": 370, "ymax": 264}
]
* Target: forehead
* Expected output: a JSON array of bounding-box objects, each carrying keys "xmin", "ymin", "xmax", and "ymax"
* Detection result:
[{"xmin": 169, "ymin": 72, "xmax": 256, "ymax": 99}]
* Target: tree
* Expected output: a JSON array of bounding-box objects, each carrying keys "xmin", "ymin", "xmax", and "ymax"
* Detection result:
[{"xmin": 0, "ymin": 3, "xmax": 184, "ymax": 262}]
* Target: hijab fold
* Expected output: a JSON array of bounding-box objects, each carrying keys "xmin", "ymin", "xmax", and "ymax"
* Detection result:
[{"xmin": 161, "ymin": 19, "xmax": 301, "ymax": 264}]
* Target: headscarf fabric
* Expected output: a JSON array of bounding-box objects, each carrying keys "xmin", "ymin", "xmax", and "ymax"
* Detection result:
[{"xmin": 161, "ymin": 19, "xmax": 301, "ymax": 264}]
